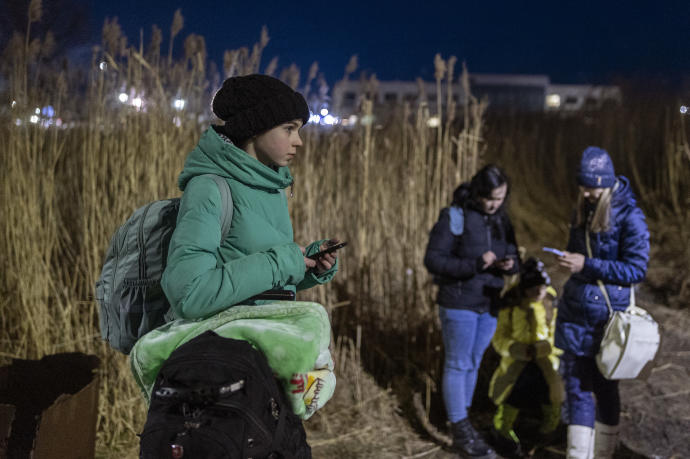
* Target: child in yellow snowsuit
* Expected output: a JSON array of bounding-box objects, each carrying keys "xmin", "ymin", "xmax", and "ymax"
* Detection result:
[{"xmin": 489, "ymin": 257, "xmax": 563, "ymax": 456}]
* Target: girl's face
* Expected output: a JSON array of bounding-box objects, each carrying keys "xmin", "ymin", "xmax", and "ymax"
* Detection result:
[
  {"xmin": 250, "ymin": 119, "xmax": 304, "ymax": 167},
  {"xmin": 479, "ymin": 183, "xmax": 507, "ymax": 214},
  {"xmin": 580, "ymin": 186, "xmax": 605, "ymax": 204}
]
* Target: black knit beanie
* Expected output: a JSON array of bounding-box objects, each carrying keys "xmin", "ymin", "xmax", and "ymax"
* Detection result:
[{"xmin": 212, "ymin": 74, "xmax": 310, "ymax": 146}]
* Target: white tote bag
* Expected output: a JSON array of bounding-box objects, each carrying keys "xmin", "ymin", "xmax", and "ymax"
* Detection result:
[{"xmin": 586, "ymin": 230, "xmax": 660, "ymax": 380}]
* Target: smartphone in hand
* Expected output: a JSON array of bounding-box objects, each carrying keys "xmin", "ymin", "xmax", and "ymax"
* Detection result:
[
  {"xmin": 307, "ymin": 241, "xmax": 348, "ymax": 260},
  {"xmin": 542, "ymin": 247, "xmax": 565, "ymax": 257}
]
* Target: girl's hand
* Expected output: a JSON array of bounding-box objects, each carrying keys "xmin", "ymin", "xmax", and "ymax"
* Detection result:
[
  {"xmin": 314, "ymin": 239, "xmax": 340, "ymax": 274},
  {"xmin": 481, "ymin": 251, "xmax": 497, "ymax": 270},
  {"xmin": 300, "ymin": 245, "xmax": 317, "ymax": 272},
  {"xmin": 558, "ymin": 251, "xmax": 585, "ymax": 273}
]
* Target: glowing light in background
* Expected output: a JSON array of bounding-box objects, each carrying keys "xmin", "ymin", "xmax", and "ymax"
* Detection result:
[
  {"xmin": 323, "ymin": 114, "xmax": 336, "ymax": 125},
  {"xmin": 546, "ymin": 94, "xmax": 561, "ymax": 108},
  {"xmin": 99, "ymin": 61, "xmax": 107, "ymax": 71},
  {"xmin": 680, "ymin": 105, "xmax": 688, "ymax": 115},
  {"xmin": 118, "ymin": 93, "xmax": 129, "ymax": 103},
  {"xmin": 320, "ymin": 108, "xmax": 329, "ymax": 116},
  {"xmin": 309, "ymin": 113, "xmax": 321, "ymax": 124},
  {"xmin": 131, "ymin": 97, "xmax": 143, "ymax": 109},
  {"xmin": 173, "ymin": 99, "xmax": 186, "ymax": 110},
  {"xmin": 11, "ymin": 100, "xmax": 16, "ymax": 108},
  {"xmin": 426, "ymin": 116, "xmax": 440, "ymax": 128},
  {"xmin": 30, "ymin": 115, "xmax": 39, "ymax": 124},
  {"xmin": 34, "ymin": 107, "xmax": 40, "ymax": 115}
]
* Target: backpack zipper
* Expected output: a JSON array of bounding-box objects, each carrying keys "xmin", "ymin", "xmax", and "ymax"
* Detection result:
[
  {"xmin": 138, "ymin": 202, "xmax": 154, "ymax": 279},
  {"xmin": 109, "ymin": 224, "xmax": 127, "ymax": 339}
]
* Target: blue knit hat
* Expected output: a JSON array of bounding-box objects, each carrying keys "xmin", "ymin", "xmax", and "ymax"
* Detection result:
[{"xmin": 577, "ymin": 146, "xmax": 616, "ymax": 188}]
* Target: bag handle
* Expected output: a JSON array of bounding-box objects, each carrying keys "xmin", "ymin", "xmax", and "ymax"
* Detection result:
[{"xmin": 585, "ymin": 219, "xmax": 634, "ymax": 318}]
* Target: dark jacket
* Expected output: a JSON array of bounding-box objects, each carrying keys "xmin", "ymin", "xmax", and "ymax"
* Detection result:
[
  {"xmin": 555, "ymin": 176, "xmax": 650, "ymax": 356},
  {"xmin": 424, "ymin": 205, "xmax": 519, "ymax": 313}
]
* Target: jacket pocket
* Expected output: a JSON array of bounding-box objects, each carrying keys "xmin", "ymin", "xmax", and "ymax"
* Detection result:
[{"xmin": 606, "ymin": 284, "xmax": 630, "ymax": 307}]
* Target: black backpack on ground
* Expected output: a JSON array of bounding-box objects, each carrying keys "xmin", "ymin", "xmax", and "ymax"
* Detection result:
[{"xmin": 139, "ymin": 331, "xmax": 311, "ymax": 459}]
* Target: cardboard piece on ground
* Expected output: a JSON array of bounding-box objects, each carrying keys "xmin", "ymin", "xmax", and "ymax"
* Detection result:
[{"xmin": 0, "ymin": 353, "xmax": 100, "ymax": 459}]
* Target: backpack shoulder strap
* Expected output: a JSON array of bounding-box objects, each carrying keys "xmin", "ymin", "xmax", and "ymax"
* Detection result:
[
  {"xmin": 449, "ymin": 205, "xmax": 464, "ymax": 236},
  {"xmin": 201, "ymin": 174, "xmax": 233, "ymax": 242}
]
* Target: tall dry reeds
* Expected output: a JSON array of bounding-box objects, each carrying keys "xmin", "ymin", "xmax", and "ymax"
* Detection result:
[
  {"xmin": 3, "ymin": 4, "xmax": 687, "ymax": 457},
  {"xmin": 1, "ymin": 7, "xmax": 485, "ymax": 454}
]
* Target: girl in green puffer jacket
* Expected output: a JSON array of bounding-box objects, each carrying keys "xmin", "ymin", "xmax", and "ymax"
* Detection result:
[{"xmin": 161, "ymin": 74, "xmax": 341, "ymax": 320}]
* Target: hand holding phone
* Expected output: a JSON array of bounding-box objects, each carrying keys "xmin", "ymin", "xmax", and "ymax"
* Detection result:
[
  {"xmin": 542, "ymin": 247, "xmax": 565, "ymax": 257},
  {"xmin": 307, "ymin": 241, "xmax": 348, "ymax": 260}
]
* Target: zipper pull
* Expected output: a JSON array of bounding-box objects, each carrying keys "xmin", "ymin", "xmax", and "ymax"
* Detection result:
[{"xmin": 290, "ymin": 183, "xmax": 294, "ymax": 198}]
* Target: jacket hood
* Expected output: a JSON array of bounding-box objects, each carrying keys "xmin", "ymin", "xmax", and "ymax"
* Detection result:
[
  {"xmin": 611, "ymin": 175, "xmax": 636, "ymax": 210},
  {"xmin": 178, "ymin": 126, "xmax": 293, "ymax": 191}
]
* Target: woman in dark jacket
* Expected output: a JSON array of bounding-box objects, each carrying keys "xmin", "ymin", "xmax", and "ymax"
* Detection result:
[
  {"xmin": 424, "ymin": 164, "xmax": 519, "ymax": 459},
  {"xmin": 555, "ymin": 147, "xmax": 649, "ymax": 459}
]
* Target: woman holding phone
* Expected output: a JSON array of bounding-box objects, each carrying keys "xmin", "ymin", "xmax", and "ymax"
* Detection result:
[
  {"xmin": 554, "ymin": 146, "xmax": 649, "ymax": 459},
  {"xmin": 424, "ymin": 164, "xmax": 519, "ymax": 458},
  {"xmin": 162, "ymin": 74, "xmax": 341, "ymax": 319}
]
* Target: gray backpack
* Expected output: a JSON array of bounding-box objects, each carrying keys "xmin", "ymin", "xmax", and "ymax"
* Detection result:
[{"xmin": 95, "ymin": 174, "xmax": 233, "ymax": 354}]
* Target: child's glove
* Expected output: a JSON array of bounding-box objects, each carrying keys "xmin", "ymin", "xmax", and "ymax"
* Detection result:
[
  {"xmin": 533, "ymin": 340, "xmax": 552, "ymax": 358},
  {"xmin": 509, "ymin": 342, "xmax": 534, "ymax": 361}
]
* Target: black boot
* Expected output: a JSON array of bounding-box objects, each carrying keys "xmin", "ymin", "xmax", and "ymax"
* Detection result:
[{"xmin": 450, "ymin": 418, "xmax": 496, "ymax": 458}]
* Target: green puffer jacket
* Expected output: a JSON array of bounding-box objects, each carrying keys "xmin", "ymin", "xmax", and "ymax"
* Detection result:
[{"xmin": 161, "ymin": 127, "xmax": 337, "ymax": 319}]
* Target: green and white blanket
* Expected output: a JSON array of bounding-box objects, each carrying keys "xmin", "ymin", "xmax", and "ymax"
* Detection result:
[{"xmin": 130, "ymin": 301, "xmax": 335, "ymax": 420}]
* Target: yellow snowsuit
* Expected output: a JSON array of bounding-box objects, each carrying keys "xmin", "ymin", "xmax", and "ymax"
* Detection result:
[{"xmin": 489, "ymin": 286, "xmax": 563, "ymax": 406}]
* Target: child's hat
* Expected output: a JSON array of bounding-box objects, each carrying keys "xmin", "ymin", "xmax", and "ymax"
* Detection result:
[
  {"xmin": 212, "ymin": 74, "xmax": 310, "ymax": 145},
  {"xmin": 577, "ymin": 146, "xmax": 616, "ymax": 188},
  {"xmin": 520, "ymin": 257, "xmax": 551, "ymax": 290}
]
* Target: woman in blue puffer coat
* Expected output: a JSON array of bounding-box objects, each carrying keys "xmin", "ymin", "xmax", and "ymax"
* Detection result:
[
  {"xmin": 425, "ymin": 164, "xmax": 519, "ymax": 459},
  {"xmin": 554, "ymin": 147, "xmax": 649, "ymax": 459}
]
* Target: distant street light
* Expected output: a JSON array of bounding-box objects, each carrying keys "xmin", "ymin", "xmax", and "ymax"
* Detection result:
[{"xmin": 118, "ymin": 93, "xmax": 129, "ymax": 103}]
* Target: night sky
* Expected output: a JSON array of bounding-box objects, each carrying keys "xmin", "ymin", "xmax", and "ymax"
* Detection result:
[{"xmin": 9, "ymin": 0, "xmax": 690, "ymax": 85}]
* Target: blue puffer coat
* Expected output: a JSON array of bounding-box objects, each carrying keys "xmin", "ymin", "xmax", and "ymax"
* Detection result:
[{"xmin": 555, "ymin": 176, "xmax": 650, "ymax": 356}]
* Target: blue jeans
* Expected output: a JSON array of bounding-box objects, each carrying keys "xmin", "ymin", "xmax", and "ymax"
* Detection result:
[
  {"xmin": 560, "ymin": 352, "xmax": 620, "ymax": 427},
  {"xmin": 440, "ymin": 307, "xmax": 497, "ymax": 422}
]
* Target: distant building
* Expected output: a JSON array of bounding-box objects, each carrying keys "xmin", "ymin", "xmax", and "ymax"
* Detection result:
[
  {"xmin": 544, "ymin": 84, "xmax": 622, "ymax": 112},
  {"xmin": 329, "ymin": 74, "xmax": 621, "ymax": 122},
  {"xmin": 470, "ymin": 74, "xmax": 550, "ymax": 112}
]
